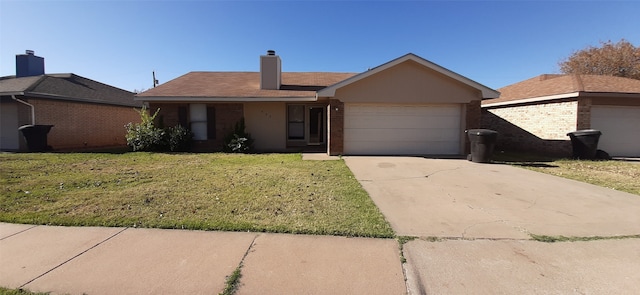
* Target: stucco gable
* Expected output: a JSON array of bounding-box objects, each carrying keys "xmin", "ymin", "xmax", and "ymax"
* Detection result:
[
  {"xmin": 331, "ymin": 59, "xmax": 485, "ymax": 104},
  {"xmin": 317, "ymin": 53, "xmax": 499, "ymax": 101}
]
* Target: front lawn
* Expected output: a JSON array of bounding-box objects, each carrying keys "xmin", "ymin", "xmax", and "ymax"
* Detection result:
[
  {"xmin": 0, "ymin": 153, "xmax": 393, "ymax": 238},
  {"xmin": 494, "ymin": 153, "xmax": 640, "ymax": 196}
]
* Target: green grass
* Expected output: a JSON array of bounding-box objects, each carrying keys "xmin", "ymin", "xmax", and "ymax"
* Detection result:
[
  {"xmin": 494, "ymin": 152, "xmax": 640, "ymax": 196},
  {"xmin": 219, "ymin": 266, "xmax": 242, "ymax": 295},
  {"xmin": 0, "ymin": 153, "xmax": 393, "ymax": 238},
  {"xmin": 530, "ymin": 234, "xmax": 640, "ymax": 243},
  {"xmin": 0, "ymin": 288, "xmax": 51, "ymax": 295}
]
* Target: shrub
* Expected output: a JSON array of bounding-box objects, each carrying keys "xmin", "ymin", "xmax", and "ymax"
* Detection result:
[
  {"xmin": 125, "ymin": 106, "xmax": 167, "ymax": 151},
  {"xmin": 125, "ymin": 106, "xmax": 193, "ymax": 152},
  {"xmin": 223, "ymin": 118, "xmax": 253, "ymax": 153},
  {"xmin": 167, "ymin": 125, "xmax": 193, "ymax": 152}
]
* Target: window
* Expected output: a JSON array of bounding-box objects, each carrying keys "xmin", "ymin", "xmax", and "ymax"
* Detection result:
[
  {"xmin": 190, "ymin": 104, "xmax": 207, "ymax": 140},
  {"xmin": 288, "ymin": 105, "xmax": 305, "ymax": 140}
]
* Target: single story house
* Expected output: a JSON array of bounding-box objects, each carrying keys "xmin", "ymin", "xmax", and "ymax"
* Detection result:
[
  {"xmin": 0, "ymin": 50, "xmax": 142, "ymax": 151},
  {"xmin": 136, "ymin": 51, "xmax": 499, "ymax": 156},
  {"xmin": 482, "ymin": 74, "xmax": 640, "ymax": 157}
]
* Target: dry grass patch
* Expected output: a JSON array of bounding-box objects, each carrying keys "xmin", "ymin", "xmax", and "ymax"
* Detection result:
[
  {"xmin": 494, "ymin": 153, "xmax": 640, "ymax": 196},
  {"xmin": 0, "ymin": 153, "xmax": 393, "ymax": 238}
]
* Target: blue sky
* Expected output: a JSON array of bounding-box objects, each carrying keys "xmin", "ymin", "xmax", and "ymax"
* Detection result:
[{"xmin": 1, "ymin": 0, "xmax": 639, "ymax": 92}]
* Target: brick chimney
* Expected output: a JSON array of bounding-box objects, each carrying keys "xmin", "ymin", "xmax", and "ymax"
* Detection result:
[
  {"xmin": 16, "ymin": 50, "xmax": 45, "ymax": 78},
  {"xmin": 260, "ymin": 50, "xmax": 281, "ymax": 90}
]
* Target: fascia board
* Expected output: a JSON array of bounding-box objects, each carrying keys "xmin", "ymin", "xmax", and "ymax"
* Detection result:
[
  {"xmin": 0, "ymin": 91, "xmax": 25, "ymax": 96},
  {"xmin": 482, "ymin": 92, "xmax": 580, "ymax": 108},
  {"xmin": 134, "ymin": 96, "xmax": 318, "ymax": 102}
]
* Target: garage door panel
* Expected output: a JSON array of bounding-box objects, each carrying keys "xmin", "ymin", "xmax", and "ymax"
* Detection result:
[
  {"xmin": 345, "ymin": 128, "xmax": 460, "ymax": 142},
  {"xmin": 346, "ymin": 141, "xmax": 458, "ymax": 155},
  {"xmin": 345, "ymin": 115, "xmax": 459, "ymax": 129},
  {"xmin": 591, "ymin": 106, "xmax": 640, "ymax": 157},
  {"xmin": 344, "ymin": 104, "xmax": 462, "ymax": 155}
]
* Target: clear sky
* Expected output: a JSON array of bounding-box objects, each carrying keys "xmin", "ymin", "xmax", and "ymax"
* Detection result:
[{"xmin": 1, "ymin": 0, "xmax": 639, "ymax": 92}]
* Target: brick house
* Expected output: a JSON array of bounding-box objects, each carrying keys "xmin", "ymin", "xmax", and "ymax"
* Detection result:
[
  {"xmin": 0, "ymin": 51, "xmax": 142, "ymax": 151},
  {"xmin": 137, "ymin": 51, "xmax": 499, "ymax": 155},
  {"xmin": 482, "ymin": 74, "xmax": 640, "ymax": 157}
]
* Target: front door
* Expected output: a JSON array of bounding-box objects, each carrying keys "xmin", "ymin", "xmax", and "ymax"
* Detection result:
[{"xmin": 308, "ymin": 107, "xmax": 324, "ymax": 145}]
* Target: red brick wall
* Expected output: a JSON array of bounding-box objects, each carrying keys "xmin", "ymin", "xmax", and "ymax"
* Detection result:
[
  {"xmin": 27, "ymin": 98, "xmax": 140, "ymax": 150},
  {"xmin": 576, "ymin": 98, "xmax": 592, "ymax": 130},
  {"xmin": 464, "ymin": 100, "xmax": 481, "ymax": 154},
  {"xmin": 150, "ymin": 102, "xmax": 244, "ymax": 152},
  {"xmin": 327, "ymin": 99, "xmax": 344, "ymax": 156}
]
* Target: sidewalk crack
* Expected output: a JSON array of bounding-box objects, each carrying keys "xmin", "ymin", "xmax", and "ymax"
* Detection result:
[
  {"xmin": 20, "ymin": 227, "xmax": 129, "ymax": 288},
  {"xmin": 219, "ymin": 234, "xmax": 259, "ymax": 295},
  {"xmin": 0, "ymin": 224, "xmax": 39, "ymax": 241}
]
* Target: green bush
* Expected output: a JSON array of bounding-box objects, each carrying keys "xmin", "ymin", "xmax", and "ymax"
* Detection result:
[
  {"xmin": 125, "ymin": 106, "xmax": 193, "ymax": 152},
  {"xmin": 125, "ymin": 106, "xmax": 167, "ymax": 151},
  {"xmin": 223, "ymin": 118, "xmax": 253, "ymax": 153},
  {"xmin": 167, "ymin": 125, "xmax": 193, "ymax": 152}
]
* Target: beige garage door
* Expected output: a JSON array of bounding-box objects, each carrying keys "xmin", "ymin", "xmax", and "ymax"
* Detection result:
[
  {"xmin": 344, "ymin": 104, "xmax": 462, "ymax": 155},
  {"xmin": 591, "ymin": 106, "xmax": 640, "ymax": 157}
]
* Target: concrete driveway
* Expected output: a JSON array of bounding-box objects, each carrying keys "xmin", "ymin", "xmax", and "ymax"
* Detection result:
[
  {"xmin": 344, "ymin": 156, "xmax": 640, "ymax": 239},
  {"xmin": 345, "ymin": 156, "xmax": 640, "ymax": 294}
]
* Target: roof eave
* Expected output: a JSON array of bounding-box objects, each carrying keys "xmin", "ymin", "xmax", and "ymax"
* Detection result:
[
  {"xmin": 482, "ymin": 92, "xmax": 580, "ymax": 108},
  {"xmin": 0, "ymin": 91, "xmax": 26, "ymax": 96},
  {"xmin": 135, "ymin": 96, "xmax": 319, "ymax": 102}
]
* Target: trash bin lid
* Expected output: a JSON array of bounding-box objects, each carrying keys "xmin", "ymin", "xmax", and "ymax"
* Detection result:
[
  {"xmin": 466, "ymin": 129, "xmax": 498, "ymax": 136},
  {"xmin": 566, "ymin": 129, "xmax": 601, "ymax": 137}
]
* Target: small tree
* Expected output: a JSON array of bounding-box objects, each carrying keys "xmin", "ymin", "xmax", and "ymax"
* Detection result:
[
  {"xmin": 125, "ymin": 106, "xmax": 193, "ymax": 152},
  {"xmin": 559, "ymin": 39, "xmax": 640, "ymax": 80},
  {"xmin": 223, "ymin": 118, "xmax": 254, "ymax": 153},
  {"xmin": 125, "ymin": 106, "xmax": 166, "ymax": 151}
]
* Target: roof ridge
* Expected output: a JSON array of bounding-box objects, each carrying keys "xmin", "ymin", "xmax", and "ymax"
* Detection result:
[{"xmin": 24, "ymin": 75, "xmax": 49, "ymax": 92}]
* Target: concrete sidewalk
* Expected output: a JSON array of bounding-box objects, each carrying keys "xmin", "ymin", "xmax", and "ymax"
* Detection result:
[
  {"xmin": 0, "ymin": 223, "xmax": 406, "ymax": 295},
  {"xmin": 344, "ymin": 156, "xmax": 640, "ymax": 294}
]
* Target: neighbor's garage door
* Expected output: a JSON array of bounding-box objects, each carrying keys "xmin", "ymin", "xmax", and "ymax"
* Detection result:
[
  {"xmin": 591, "ymin": 106, "xmax": 640, "ymax": 157},
  {"xmin": 344, "ymin": 104, "xmax": 462, "ymax": 155}
]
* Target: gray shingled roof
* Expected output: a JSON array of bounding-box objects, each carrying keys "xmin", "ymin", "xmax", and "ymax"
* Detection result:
[{"xmin": 0, "ymin": 73, "xmax": 140, "ymax": 107}]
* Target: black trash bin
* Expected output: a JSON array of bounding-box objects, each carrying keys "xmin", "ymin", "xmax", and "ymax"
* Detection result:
[
  {"xmin": 18, "ymin": 125, "xmax": 54, "ymax": 152},
  {"xmin": 467, "ymin": 129, "xmax": 498, "ymax": 163},
  {"xmin": 566, "ymin": 129, "xmax": 601, "ymax": 160}
]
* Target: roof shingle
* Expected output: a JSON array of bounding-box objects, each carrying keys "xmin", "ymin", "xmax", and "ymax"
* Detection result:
[
  {"xmin": 484, "ymin": 74, "xmax": 640, "ymax": 105},
  {"xmin": 0, "ymin": 73, "xmax": 139, "ymax": 107},
  {"xmin": 137, "ymin": 72, "xmax": 357, "ymax": 98}
]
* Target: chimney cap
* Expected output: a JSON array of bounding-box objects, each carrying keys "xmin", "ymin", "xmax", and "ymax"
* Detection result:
[
  {"xmin": 267, "ymin": 50, "xmax": 276, "ymax": 56},
  {"xmin": 26, "ymin": 50, "xmax": 35, "ymax": 55}
]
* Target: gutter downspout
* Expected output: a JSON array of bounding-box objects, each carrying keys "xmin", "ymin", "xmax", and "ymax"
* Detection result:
[{"xmin": 11, "ymin": 95, "xmax": 35, "ymax": 125}]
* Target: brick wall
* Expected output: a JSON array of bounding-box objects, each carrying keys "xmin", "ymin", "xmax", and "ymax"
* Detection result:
[
  {"xmin": 576, "ymin": 98, "xmax": 592, "ymax": 130},
  {"xmin": 327, "ymin": 99, "xmax": 344, "ymax": 156},
  {"xmin": 482, "ymin": 100, "xmax": 577, "ymax": 156},
  {"xmin": 27, "ymin": 98, "xmax": 140, "ymax": 150},
  {"xmin": 151, "ymin": 102, "xmax": 244, "ymax": 152},
  {"xmin": 464, "ymin": 100, "xmax": 481, "ymax": 154}
]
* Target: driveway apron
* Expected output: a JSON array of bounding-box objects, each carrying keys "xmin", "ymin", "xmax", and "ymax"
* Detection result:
[
  {"xmin": 345, "ymin": 156, "xmax": 640, "ymax": 294},
  {"xmin": 344, "ymin": 156, "xmax": 640, "ymax": 239}
]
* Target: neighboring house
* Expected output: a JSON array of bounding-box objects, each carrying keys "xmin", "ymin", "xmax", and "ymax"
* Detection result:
[
  {"xmin": 482, "ymin": 74, "xmax": 640, "ymax": 157},
  {"xmin": 0, "ymin": 50, "xmax": 142, "ymax": 151},
  {"xmin": 137, "ymin": 51, "xmax": 499, "ymax": 155}
]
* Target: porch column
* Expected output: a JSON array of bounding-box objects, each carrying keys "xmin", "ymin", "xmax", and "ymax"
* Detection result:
[{"xmin": 328, "ymin": 99, "xmax": 344, "ymax": 156}]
